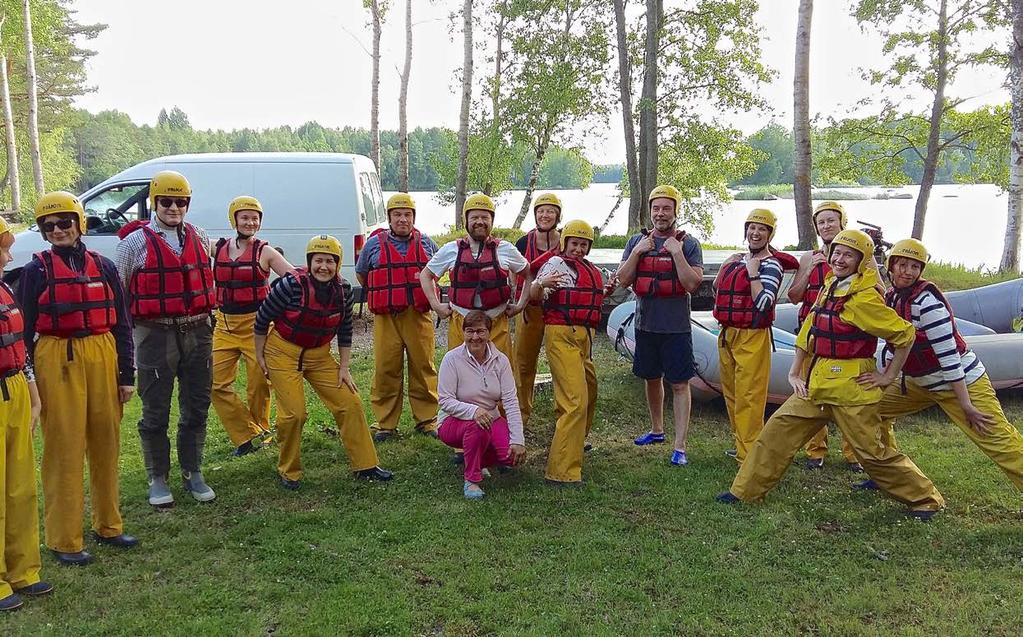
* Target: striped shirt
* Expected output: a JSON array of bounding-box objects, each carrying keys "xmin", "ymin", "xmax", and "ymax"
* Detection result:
[
  {"xmin": 254, "ymin": 273, "xmax": 354, "ymax": 349},
  {"xmin": 114, "ymin": 217, "xmax": 212, "ymax": 290},
  {"xmin": 882, "ymin": 289, "xmax": 985, "ymax": 391},
  {"xmin": 747, "ymin": 255, "xmax": 783, "ymax": 313}
]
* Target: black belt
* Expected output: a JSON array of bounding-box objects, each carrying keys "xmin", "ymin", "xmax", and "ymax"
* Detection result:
[{"xmin": 136, "ymin": 317, "xmax": 209, "ymax": 333}]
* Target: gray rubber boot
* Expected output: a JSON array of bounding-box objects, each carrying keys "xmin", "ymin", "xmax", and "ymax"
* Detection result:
[
  {"xmin": 182, "ymin": 471, "xmax": 216, "ymax": 503},
  {"xmin": 147, "ymin": 475, "xmax": 174, "ymax": 507}
]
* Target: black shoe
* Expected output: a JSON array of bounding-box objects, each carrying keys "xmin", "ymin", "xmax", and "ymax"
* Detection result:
[
  {"xmin": 14, "ymin": 581, "xmax": 54, "ymax": 597},
  {"xmin": 724, "ymin": 449, "xmax": 738, "ymax": 459},
  {"xmin": 852, "ymin": 479, "xmax": 879, "ymax": 491},
  {"xmin": 51, "ymin": 549, "xmax": 93, "ymax": 566},
  {"xmin": 280, "ymin": 477, "xmax": 301, "ymax": 491},
  {"xmin": 231, "ymin": 440, "xmax": 257, "ymax": 457},
  {"xmin": 450, "ymin": 452, "xmax": 465, "ymax": 465},
  {"xmin": 93, "ymin": 532, "xmax": 138, "ymax": 548},
  {"xmin": 716, "ymin": 491, "xmax": 741, "ymax": 504},
  {"xmin": 354, "ymin": 466, "xmax": 394, "ymax": 481},
  {"xmin": 583, "ymin": 441, "xmax": 593, "ymax": 453},
  {"xmin": 803, "ymin": 458, "xmax": 825, "ymax": 470},
  {"xmin": 416, "ymin": 428, "xmax": 439, "ymax": 439},
  {"xmin": 545, "ymin": 478, "xmax": 584, "ymax": 488},
  {"xmin": 906, "ymin": 509, "xmax": 938, "ymax": 522},
  {"xmin": 373, "ymin": 429, "xmax": 397, "ymax": 443},
  {"xmin": 0, "ymin": 593, "xmax": 22, "ymax": 612},
  {"xmin": 846, "ymin": 462, "xmax": 864, "ymax": 473}
]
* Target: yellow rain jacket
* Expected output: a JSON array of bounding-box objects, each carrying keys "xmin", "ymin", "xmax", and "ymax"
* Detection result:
[{"xmin": 796, "ymin": 269, "xmax": 915, "ymax": 406}]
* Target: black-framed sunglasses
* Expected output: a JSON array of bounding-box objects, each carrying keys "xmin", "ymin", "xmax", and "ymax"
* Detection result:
[
  {"xmin": 40, "ymin": 218, "xmax": 76, "ymax": 233},
  {"xmin": 156, "ymin": 197, "xmax": 190, "ymax": 209}
]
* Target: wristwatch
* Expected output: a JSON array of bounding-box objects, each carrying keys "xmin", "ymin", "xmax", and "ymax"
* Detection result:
[{"xmin": 748, "ymin": 275, "xmax": 761, "ymax": 281}]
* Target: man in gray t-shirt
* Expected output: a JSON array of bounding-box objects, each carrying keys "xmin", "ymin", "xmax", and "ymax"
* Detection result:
[{"xmin": 616, "ymin": 185, "xmax": 704, "ymax": 466}]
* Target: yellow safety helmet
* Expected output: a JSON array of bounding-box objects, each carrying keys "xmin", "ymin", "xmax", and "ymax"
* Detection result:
[
  {"xmin": 560, "ymin": 219, "xmax": 594, "ymax": 253},
  {"xmin": 886, "ymin": 238, "xmax": 930, "ymax": 272},
  {"xmin": 813, "ymin": 201, "xmax": 847, "ymax": 231},
  {"xmin": 148, "ymin": 170, "xmax": 192, "ymax": 210},
  {"xmin": 306, "ymin": 234, "xmax": 343, "ymax": 263},
  {"xmin": 744, "ymin": 208, "xmax": 777, "ymax": 241},
  {"xmin": 227, "ymin": 195, "xmax": 263, "ymax": 229},
  {"xmin": 34, "ymin": 191, "xmax": 86, "ymax": 232},
  {"xmin": 0, "ymin": 215, "xmax": 11, "ymax": 236},
  {"xmin": 533, "ymin": 192, "xmax": 562, "ymax": 216},
  {"xmin": 829, "ymin": 229, "xmax": 875, "ymax": 274},
  {"xmin": 386, "ymin": 192, "xmax": 416, "ymax": 215},
  {"xmin": 463, "ymin": 193, "xmax": 496, "ymax": 226},
  {"xmin": 648, "ymin": 184, "xmax": 681, "ymax": 212}
]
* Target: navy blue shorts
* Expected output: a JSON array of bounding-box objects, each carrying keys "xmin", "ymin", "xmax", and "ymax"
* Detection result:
[{"xmin": 632, "ymin": 329, "xmax": 696, "ymax": 384}]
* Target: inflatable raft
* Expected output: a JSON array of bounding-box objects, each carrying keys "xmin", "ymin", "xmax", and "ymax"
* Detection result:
[{"xmin": 607, "ymin": 302, "xmax": 1023, "ymax": 404}]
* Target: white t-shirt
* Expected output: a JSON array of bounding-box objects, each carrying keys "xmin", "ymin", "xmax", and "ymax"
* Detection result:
[{"xmin": 427, "ymin": 238, "xmax": 529, "ymax": 316}]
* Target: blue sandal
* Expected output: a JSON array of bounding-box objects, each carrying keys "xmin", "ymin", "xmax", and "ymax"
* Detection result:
[{"xmin": 634, "ymin": 432, "xmax": 666, "ymax": 446}]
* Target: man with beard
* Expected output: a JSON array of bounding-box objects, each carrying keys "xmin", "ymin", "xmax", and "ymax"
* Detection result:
[
  {"xmin": 420, "ymin": 193, "xmax": 529, "ymax": 364},
  {"xmin": 357, "ymin": 193, "xmax": 440, "ymax": 442},
  {"xmin": 513, "ymin": 193, "xmax": 561, "ymax": 426},
  {"xmin": 616, "ymin": 185, "xmax": 703, "ymax": 466},
  {"xmin": 211, "ymin": 196, "xmax": 293, "ymax": 457},
  {"xmin": 713, "ymin": 209, "xmax": 785, "ymax": 465},
  {"xmin": 115, "ymin": 171, "xmax": 217, "ymax": 507},
  {"xmin": 787, "ymin": 201, "xmax": 860, "ymax": 471}
]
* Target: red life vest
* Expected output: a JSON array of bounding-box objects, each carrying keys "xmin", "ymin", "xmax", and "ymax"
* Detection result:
[
  {"xmin": 34, "ymin": 250, "xmax": 116, "ymax": 338},
  {"xmin": 449, "ymin": 238, "xmax": 511, "ymax": 310},
  {"xmin": 712, "ymin": 258, "xmax": 778, "ymax": 329},
  {"xmin": 542, "ymin": 257, "xmax": 605, "ymax": 328},
  {"xmin": 798, "ymin": 255, "xmax": 831, "ymax": 327},
  {"xmin": 884, "ymin": 279, "xmax": 968, "ymax": 377},
  {"xmin": 634, "ymin": 231, "xmax": 688, "ymax": 298},
  {"xmin": 274, "ymin": 269, "xmax": 344, "ymax": 349},
  {"xmin": 0, "ymin": 282, "xmax": 27, "ymax": 377},
  {"xmin": 808, "ymin": 285, "xmax": 878, "ymax": 359},
  {"xmin": 129, "ymin": 224, "xmax": 216, "ymax": 319},
  {"xmin": 214, "ymin": 238, "xmax": 270, "ymax": 314},
  {"xmin": 516, "ymin": 230, "xmax": 554, "ymax": 306},
  {"xmin": 366, "ymin": 230, "xmax": 432, "ymax": 314}
]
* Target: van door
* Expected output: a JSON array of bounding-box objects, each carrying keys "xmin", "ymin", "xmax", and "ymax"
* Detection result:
[{"xmin": 81, "ymin": 181, "xmax": 151, "ymax": 259}]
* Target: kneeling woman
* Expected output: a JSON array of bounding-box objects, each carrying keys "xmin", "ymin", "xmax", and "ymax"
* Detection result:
[
  {"xmin": 17, "ymin": 192, "xmax": 138, "ymax": 566},
  {"xmin": 530, "ymin": 220, "xmax": 603, "ymax": 484},
  {"xmin": 254, "ymin": 235, "xmax": 392, "ymax": 489},
  {"xmin": 437, "ymin": 310, "xmax": 525, "ymax": 499}
]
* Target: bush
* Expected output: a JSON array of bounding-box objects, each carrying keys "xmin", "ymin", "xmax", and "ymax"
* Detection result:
[
  {"xmin": 734, "ymin": 185, "xmax": 793, "ymax": 200},
  {"xmin": 429, "ymin": 226, "xmax": 526, "ymax": 246},
  {"xmin": 921, "ymin": 262, "xmax": 1019, "ymax": 291}
]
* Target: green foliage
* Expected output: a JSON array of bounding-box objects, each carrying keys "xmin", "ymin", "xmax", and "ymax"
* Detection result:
[
  {"xmin": 922, "ymin": 260, "xmax": 1020, "ymax": 290},
  {"xmin": 737, "ymin": 123, "xmax": 794, "ymax": 186},
  {"xmin": 592, "ymin": 164, "xmax": 623, "ymax": 184},
  {"xmin": 734, "ymin": 184, "xmax": 795, "ymax": 200},
  {"xmin": 429, "ymin": 226, "xmax": 526, "ymax": 246}
]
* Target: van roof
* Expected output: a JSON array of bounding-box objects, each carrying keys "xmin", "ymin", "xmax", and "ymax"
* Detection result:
[{"xmin": 138, "ymin": 152, "xmax": 360, "ymax": 165}]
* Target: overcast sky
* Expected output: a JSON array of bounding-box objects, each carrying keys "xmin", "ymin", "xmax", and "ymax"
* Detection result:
[{"xmin": 71, "ymin": 0, "xmax": 1008, "ymax": 164}]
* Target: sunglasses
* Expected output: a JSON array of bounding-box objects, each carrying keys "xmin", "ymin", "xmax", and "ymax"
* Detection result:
[
  {"xmin": 40, "ymin": 218, "xmax": 76, "ymax": 233},
  {"xmin": 156, "ymin": 197, "xmax": 190, "ymax": 209}
]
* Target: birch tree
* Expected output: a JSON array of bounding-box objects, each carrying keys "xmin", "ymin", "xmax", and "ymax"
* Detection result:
[
  {"xmin": 1001, "ymin": 0, "xmax": 1023, "ymax": 272},
  {"xmin": 0, "ymin": 12, "xmax": 19, "ymax": 212},
  {"xmin": 365, "ymin": 0, "xmax": 386, "ymax": 173},
  {"xmin": 455, "ymin": 0, "xmax": 473, "ymax": 228},
  {"xmin": 22, "ymin": 0, "xmax": 42, "ymax": 195},
  {"xmin": 398, "ymin": 0, "xmax": 411, "ymax": 191},
  {"xmin": 793, "ymin": 0, "xmax": 816, "ymax": 249},
  {"xmin": 613, "ymin": 0, "xmax": 642, "ymax": 229}
]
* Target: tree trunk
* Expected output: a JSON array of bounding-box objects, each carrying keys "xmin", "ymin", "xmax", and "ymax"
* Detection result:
[
  {"xmin": 599, "ymin": 193, "xmax": 624, "ymax": 233},
  {"xmin": 23, "ymin": 0, "xmax": 43, "ymax": 196},
  {"xmin": 1001, "ymin": 0, "xmax": 1023, "ymax": 273},
  {"xmin": 514, "ymin": 148, "xmax": 545, "ymax": 228},
  {"xmin": 455, "ymin": 0, "xmax": 474, "ymax": 229},
  {"xmin": 614, "ymin": 0, "xmax": 643, "ymax": 234},
  {"xmin": 0, "ymin": 18, "xmax": 21, "ymax": 214},
  {"xmin": 913, "ymin": 0, "xmax": 948, "ymax": 240},
  {"xmin": 793, "ymin": 0, "xmax": 815, "ymax": 249},
  {"xmin": 482, "ymin": 0, "xmax": 508, "ymax": 197},
  {"xmin": 637, "ymin": 0, "xmax": 661, "ymax": 224},
  {"xmin": 398, "ymin": 0, "xmax": 412, "ymax": 192},
  {"xmin": 369, "ymin": 0, "xmax": 382, "ymax": 174}
]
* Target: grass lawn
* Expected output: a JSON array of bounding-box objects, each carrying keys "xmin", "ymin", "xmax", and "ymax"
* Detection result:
[{"xmin": 4, "ymin": 329, "xmax": 1023, "ymax": 636}]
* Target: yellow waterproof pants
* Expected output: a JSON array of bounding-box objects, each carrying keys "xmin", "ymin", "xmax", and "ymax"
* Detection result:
[
  {"xmin": 448, "ymin": 312, "xmax": 516, "ymax": 370},
  {"xmin": 36, "ymin": 334, "xmax": 123, "ymax": 553},
  {"xmin": 370, "ymin": 308, "xmax": 439, "ymax": 432},
  {"xmin": 264, "ymin": 330, "xmax": 379, "ymax": 481},
  {"xmin": 718, "ymin": 327, "xmax": 772, "ymax": 463},
  {"xmin": 731, "ymin": 395, "xmax": 945, "ymax": 512},
  {"xmin": 514, "ymin": 304, "xmax": 545, "ymax": 425},
  {"xmin": 878, "ymin": 374, "xmax": 1023, "ymax": 492},
  {"xmin": 805, "ymin": 427, "xmax": 859, "ymax": 463},
  {"xmin": 212, "ymin": 310, "xmax": 271, "ymax": 446},
  {"xmin": 0, "ymin": 372, "xmax": 41, "ymax": 598},
  {"xmin": 544, "ymin": 325, "xmax": 597, "ymax": 483}
]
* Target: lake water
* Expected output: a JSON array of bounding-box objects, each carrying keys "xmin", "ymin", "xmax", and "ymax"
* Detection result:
[{"xmin": 394, "ymin": 182, "xmax": 1011, "ymax": 270}]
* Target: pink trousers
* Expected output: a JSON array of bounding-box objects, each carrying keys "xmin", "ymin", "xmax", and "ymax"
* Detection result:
[{"xmin": 438, "ymin": 415, "xmax": 512, "ymax": 483}]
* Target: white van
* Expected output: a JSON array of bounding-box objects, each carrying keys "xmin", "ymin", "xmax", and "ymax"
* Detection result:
[{"xmin": 5, "ymin": 152, "xmax": 387, "ymax": 288}]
